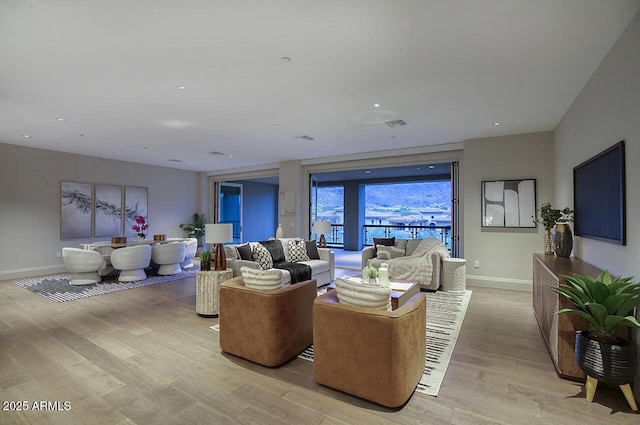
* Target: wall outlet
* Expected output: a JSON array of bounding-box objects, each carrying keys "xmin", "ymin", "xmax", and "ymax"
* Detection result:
[
  {"xmin": 474, "ymin": 260, "xmax": 480, "ymax": 268},
  {"xmin": 56, "ymin": 251, "xmax": 62, "ymax": 258}
]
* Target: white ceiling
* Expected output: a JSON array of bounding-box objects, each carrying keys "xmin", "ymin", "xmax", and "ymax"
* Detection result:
[{"xmin": 1, "ymin": 1, "xmax": 638, "ymax": 172}]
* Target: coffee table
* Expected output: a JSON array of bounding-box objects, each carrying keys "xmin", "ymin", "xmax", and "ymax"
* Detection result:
[
  {"xmin": 389, "ymin": 281, "xmax": 420, "ymax": 310},
  {"xmin": 327, "ymin": 277, "xmax": 420, "ymax": 310}
]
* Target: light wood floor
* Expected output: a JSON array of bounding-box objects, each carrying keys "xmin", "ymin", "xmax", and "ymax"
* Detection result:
[{"xmin": 1, "ymin": 276, "xmax": 637, "ymax": 425}]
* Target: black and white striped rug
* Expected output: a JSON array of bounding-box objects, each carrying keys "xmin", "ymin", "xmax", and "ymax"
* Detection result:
[
  {"xmin": 297, "ymin": 289, "xmax": 471, "ymax": 397},
  {"xmin": 11, "ymin": 269, "xmax": 197, "ymax": 303}
]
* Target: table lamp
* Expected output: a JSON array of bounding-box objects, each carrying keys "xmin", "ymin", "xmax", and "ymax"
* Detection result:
[
  {"xmin": 314, "ymin": 221, "xmax": 331, "ymax": 248},
  {"xmin": 205, "ymin": 223, "xmax": 233, "ymax": 271}
]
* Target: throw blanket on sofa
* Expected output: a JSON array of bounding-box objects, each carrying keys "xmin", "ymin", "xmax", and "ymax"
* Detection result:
[
  {"xmin": 273, "ymin": 262, "xmax": 312, "ymax": 284},
  {"xmin": 387, "ymin": 238, "xmax": 450, "ymax": 285}
]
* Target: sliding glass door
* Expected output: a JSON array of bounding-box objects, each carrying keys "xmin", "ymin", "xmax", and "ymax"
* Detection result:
[{"xmin": 216, "ymin": 182, "xmax": 243, "ymax": 243}]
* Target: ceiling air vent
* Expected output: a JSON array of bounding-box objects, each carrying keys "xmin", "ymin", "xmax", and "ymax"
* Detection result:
[
  {"xmin": 295, "ymin": 135, "xmax": 315, "ymax": 141},
  {"xmin": 168, "ymin": 159, "xmax": 183, "ymax": 163},
  {"xmin": 385, "ymin": 119, "xmax": 407, "ymax": 128},
  {"xmin": 208, "ymin": 151, "xmax": 225, "ymax": 155}
]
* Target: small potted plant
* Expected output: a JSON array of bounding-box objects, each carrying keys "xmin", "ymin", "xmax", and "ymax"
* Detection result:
[
  {"xmin": 366, "ymin": 266, "xmax": 379, "ymax": 284},
  {"xmin": 553, "ymin": 271, "xmax": 640, "ymax": 410},
  {"xmin": 533, "ymin": 203, "xmax": 574, "ymax": 256},
  {"xmin": 199, "ymin": 249, "xmax": 211, "ymax": 271},
  {"xmin": 131, "ymin": 215, "xmax": 149, "ymax": 242}
]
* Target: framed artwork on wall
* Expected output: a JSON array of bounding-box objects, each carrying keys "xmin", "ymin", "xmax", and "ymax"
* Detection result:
[
  {"xmin": 60, "ymin": 181, "xmax": 92, "ymax": 239},
  {"xmin": 94, "ymin": 184, "xmax": 123, "ymax": 237},
  {"xmin": 125, "ymin": 186, "xmax": 148, "ymax": 236},
  {"xmin": 481, "ymin": 179, "xmax": 536, "ymax": 228}
]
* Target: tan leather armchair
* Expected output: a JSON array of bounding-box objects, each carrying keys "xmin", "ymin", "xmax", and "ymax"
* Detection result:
[
  {"xmin": 313, "ymin": 289, "xmax": 426, "ymax": 408},
  {"xmin": 219, "ymin": 276, "xmax": 317, "ymax": 367}
]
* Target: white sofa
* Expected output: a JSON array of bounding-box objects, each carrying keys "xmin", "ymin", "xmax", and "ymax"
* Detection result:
[
  {"xmin": 225, "ymin": 238, "xmax": 334, "ymax": 286},
  {"xmin": 361, "ymin": 238, "xmax": 446, "ymax": 290}
]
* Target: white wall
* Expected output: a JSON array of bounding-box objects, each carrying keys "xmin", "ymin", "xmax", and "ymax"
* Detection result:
[
  {"xmin": 0, "ymin": 143, "xmax": 201, "ymax": 280},
  {"xmin": 463, "ymin": 131, "xmax": 554, "ymax": 290},
  {"xmin": 554, "ymin": 10, "xmax": 640, "ymax": 394}
]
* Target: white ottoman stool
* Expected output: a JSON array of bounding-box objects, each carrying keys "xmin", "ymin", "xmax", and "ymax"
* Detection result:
[
  {"xmin": 62, "ymin": 247, "xmax": 103, "ymax": 286},
  {"xmin": 443, "ymin": 258, "xmax": 466, "ymax": 292},
  {"xmin": 111, "ymin": 245, "xmax": 152, "ymax": 282},
  {"xmin": 152, "ymin": 242, "xmax": 186, "ymax": 275}
]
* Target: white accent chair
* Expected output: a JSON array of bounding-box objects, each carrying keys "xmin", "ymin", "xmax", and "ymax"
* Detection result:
[
  {"xmin": 62, "ymin": 247, "xmax": 103, "ymax": 286},
  {"xmin": 111, "ymin": 245, "xmax": 152, "ymax": 282},
  {"xmin": 152, "ymin": 242, "xmax": 186, "ymax": 275},
  {"xmin": 180, "ymin": 238, "xmax": 198, "ymax": 269}
]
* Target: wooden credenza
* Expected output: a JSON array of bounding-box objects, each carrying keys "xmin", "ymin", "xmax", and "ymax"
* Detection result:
[{"xmin": 532, "ymin": 253, "xmax": 604, "ymax": 381}]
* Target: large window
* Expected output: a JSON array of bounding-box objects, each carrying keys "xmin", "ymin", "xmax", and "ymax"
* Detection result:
[
  {"xmin": 364, "ymin": 180, "xmax": 452, "ymax": 248},
  {"xmin": 317, "ymin": 186, "xmax": 344, "ymax": 245}
]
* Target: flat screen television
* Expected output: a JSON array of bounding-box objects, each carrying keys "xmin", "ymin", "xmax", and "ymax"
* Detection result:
[{"xmin": 573, "ymin": 140, "xmax": 626, "ymax": 245}]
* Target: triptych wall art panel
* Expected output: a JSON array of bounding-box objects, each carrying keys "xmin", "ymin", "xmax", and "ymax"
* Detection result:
[
  {"xmin": 124, "ymin": 186, "xmax": 148, "ymax": 237},
  {"xmin": 59, "ymin": 181, "xmax": 148, "ymax": 239},
  {"xmin": 60, "ymin": 181, "xmax": 93, "ymax": 239},
  {"xmin": 95, "ymin": 184, "xmax": 123, "ymax": 237},
  {"xmin": 481, "ymin": 179, "xmax": 536, "ymax": 228}
]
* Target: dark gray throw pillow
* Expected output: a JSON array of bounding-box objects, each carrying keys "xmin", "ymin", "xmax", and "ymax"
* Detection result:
[
  {"xmin": 305, "ymin": 240, "xmax": 321, "ymax": 260},
  {"xmin": 236, "ymin": 243, "xmax": 253, "ymax": 261},
  {"xmin": 372, "ymin": 237, "xmax": 395, "ymax": 256},
  {"xmin": 259, "ymin": 240, "xmax": 285, "ymax": 263}
]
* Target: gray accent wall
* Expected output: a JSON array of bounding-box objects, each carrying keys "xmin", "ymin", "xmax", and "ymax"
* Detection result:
[
  {"xmin": 554, "ymin": 10, "xmax": 640, "ymax": 394},
  {"xmin": 0, "ymin": 143, "xmax": 203, "ymax": 280}
]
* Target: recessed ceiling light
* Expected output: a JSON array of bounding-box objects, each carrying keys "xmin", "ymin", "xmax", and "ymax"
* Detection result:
[
  {"xmin": 365, "ymin": 170, "xmax": 371, "ymax": 174},
  {"xmin": 23, "ymin": 134, "xmax": 31, "ymax": 138},
  {"xmin": 272, "ymin": 123, "xmax": 281, "ymax": 127},
  {"xmin": 494, "ymin": 122, "xmax": 501, "ymax": 126},
  {"xmin": 326, "ymin": 145, "xmax": 331, "ymax": 148},
  {"xmin": 177, "ymin": 85, "xmax": 188, "ymax": 90},
  {"xmin": 373, "ymin": 103, "xmax": 380, "ymax": 108},
  {"xmin": 429, "ymin": 165, "xmax": 435, "ymax": 169},
  {"xmin": 56, "ymin": 117, "xmax": 66, "ymax": 121},
  {"xmin": 228, "ymin": 155, "xmax": 233, "ymax": 158},
  {"xmin": 281, "ymin": 57, "xmax": 291, "ymax": 62}
]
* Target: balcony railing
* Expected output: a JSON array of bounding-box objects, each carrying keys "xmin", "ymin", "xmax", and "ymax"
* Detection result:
[
  {"xmin": 316, "ymin": 223, "xmax": 451, "ymax": 251},
  {"xmin": 363, "ymin": 224, "xmax": 451, "ymax": 250}
]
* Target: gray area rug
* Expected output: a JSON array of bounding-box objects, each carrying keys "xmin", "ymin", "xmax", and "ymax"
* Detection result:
[
  {"xmin": 11, "ymin": 269, "xmax": 197, "ymax": 303},
  {"xmin": 211, "ymin": 288, "xmax": 471, "ymax": 397}
]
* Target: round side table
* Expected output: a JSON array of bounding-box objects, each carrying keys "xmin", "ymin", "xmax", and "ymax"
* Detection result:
[
  {"xmin": 442, "ymin": 258, "xmax": 466, "ymax": 292},
  {"xmin": 196, "ymin": 269, "xmax": 233, "ymax": 316}
]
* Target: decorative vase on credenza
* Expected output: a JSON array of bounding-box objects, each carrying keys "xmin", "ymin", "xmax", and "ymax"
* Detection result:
[
  {"xmin": 554, "ymin": 223, "xmax": 573, "ymax": 257},
  {"xmin": 544, "ymin": 230, "xmax": 554, "ymax": 255}
]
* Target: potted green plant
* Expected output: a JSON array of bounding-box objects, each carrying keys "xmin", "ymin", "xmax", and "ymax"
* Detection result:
[
  {"xmin": 533, "ymin": 203, "xmax": 574, "ymax": 256},
  {"xmin": 180, "ymin": 213, "xmax": 206, "ymax": 247},
  {"xmin": 553, "ymin": 271, "xmax": 640, "ymax": 410},
  {"xmin": 199, "ymin": 249, "xmax": 211, "ymax": 271},
  {"xmin": 366, "ymin": 267, "xmax": 378, "ymax": 284}
]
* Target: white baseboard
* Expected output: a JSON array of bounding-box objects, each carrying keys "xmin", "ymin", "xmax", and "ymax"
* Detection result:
[
  {"xmin": 466, "ymin": 275, "xmax": 532, "ymax": 292},
  {"xmin": 0, "ymin": 264, "xmax": 67, "ymax": 281}
]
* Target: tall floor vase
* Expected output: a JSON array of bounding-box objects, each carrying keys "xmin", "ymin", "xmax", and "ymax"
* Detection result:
[{"xmin": 554, "ymin": 224, "xmax": 573, "ymax": 257}]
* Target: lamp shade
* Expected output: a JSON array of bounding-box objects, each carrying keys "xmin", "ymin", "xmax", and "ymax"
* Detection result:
[
  {"xmin": 314, "ymin": 221, "xmax": 331, "ymax": 235},
  {"xmin": 205, "ymin": 223, "xmax": 233, "ymax": 244}
]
